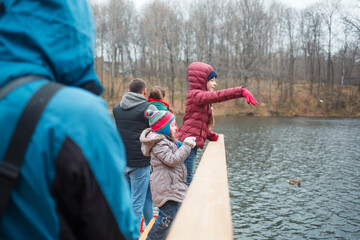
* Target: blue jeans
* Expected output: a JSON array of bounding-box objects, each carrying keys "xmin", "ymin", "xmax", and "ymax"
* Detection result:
[
  {"xmin": 125, "ymin": 166, "xmax": 153, "ymax": 227},
  {"xmin": 184, "ymin": 146, "xmax": 198, "ymax": 185},
  {"xmin": 146, "ymin": 201, "xmax": 180, "ymax": 240}
]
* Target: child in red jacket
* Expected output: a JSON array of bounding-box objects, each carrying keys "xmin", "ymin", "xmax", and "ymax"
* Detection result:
[{"xmin": 176, "ymin": 62, "xmax": 258, "ymax": 185}]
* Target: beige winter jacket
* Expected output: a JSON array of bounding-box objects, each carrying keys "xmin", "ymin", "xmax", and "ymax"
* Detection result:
[{"xmin": 139, "ymin": 128, "xmax": 192, "ymax": 207}]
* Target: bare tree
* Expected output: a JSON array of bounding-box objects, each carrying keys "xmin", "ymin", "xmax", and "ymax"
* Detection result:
[
  {"xmin": 163, "ymin": 2, "xmax": 181, "ymax": 105},
  {"xmin": 92, "ymin": 2, "xmax": 109, "ymax": 86},
  {"xmin": 181, "ymin": 18, "xmax": 195, "ymax": 108},
  {"xmin": 320, "ymin": 0, "xmax": 340, "ymax": 91},
  {"xmin": 236, "ymin": 0, "xmax": 267, "ymax": 86},
  {"xmin": 284, "ymin": 7, "xmax": 298, "ymax": 102},
  {"xmin": 264, "ymin": 1, "xmax": 282, "ymax": 104},
  {"xmin": 190, "ymin": 1, "xmax": 208, "ymax": 62},
  {"xmin": 104, "ymin": 0, "xmax": 125, "ymax": 97},
  {"xmin": 215, "ymin": 0, "xmax": 236, "ymax": 89},
  {"xmin": 301, "ymin": 6, "xmax": 323, "ymax": 96},
  {"xmin": 339, "ymin": 0, "xmax": 360, "ymax": 38}
]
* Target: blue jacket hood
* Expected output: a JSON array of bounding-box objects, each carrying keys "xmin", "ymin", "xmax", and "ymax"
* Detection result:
[{"xmin": 0, "ymin": 0, "xmax": 102, "ymax": 92}]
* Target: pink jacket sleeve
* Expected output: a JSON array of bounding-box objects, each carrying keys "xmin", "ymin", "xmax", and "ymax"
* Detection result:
[{"xmin": 193, "ymin": 86, "xmax": 243, "ymax": 105}]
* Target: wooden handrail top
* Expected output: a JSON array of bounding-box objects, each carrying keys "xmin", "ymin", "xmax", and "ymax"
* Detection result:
[{"xmin": 167, "ymin": 134, "xmax": 233, "ymax": 240}]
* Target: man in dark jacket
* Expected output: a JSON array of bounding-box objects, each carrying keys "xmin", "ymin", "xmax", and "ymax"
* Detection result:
[
  {"xmin": 0, "ymin": 0, "xmax": 138, "ymax": 239},
  {"xmin": 113, "ymin": 78, "xmax": 157, "ymax": 229}
]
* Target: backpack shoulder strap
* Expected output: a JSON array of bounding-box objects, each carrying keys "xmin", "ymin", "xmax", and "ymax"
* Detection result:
[
  {"xmin": 0, "ymin": 81, "xmax": 63, "ymax": 219},
  {"xmin": 0, "ymin": 75, "xmax": 45, "ymax": 101}
]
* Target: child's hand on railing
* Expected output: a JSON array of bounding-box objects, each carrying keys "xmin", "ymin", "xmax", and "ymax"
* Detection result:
[
  {"xmin": 183, "ymin": 137, "xmax": 196, "ymax": 148},
  {"xmin": 208, "ymin": 132, "xmax": 219, "ymax": 141}
]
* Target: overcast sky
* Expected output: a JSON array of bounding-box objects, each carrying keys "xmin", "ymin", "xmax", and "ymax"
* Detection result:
[{"xmin": 90, "ymin": 0, "xmax": 350, "ymax": 10}]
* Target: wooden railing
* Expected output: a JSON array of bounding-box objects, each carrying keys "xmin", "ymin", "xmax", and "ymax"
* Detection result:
[{"xmin": 167, "ymin": 134, "xmax": 233, "ymax": 239}]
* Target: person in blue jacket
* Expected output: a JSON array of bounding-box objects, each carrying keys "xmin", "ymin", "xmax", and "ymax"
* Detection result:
[{"xmin": 0, "ymin": 0, "xmax": 138, "ymax": 239}]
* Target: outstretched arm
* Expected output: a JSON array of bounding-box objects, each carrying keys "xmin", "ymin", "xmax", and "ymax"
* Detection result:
[
  {"xmin": 194, "ymin": 87, "xmax": 258, "ymax": 106},
  {"xmin": 152, "ymin": 140, "xmax": 192, "ymax": 168}
]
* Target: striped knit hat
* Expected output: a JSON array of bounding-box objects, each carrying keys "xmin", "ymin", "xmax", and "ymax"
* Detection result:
[{"xmin": 146, "ymin": 109, "xmax": 175, "ymax": 136}]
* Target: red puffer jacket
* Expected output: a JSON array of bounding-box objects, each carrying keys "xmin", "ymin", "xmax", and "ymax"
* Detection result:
[{"xmin": 177, "ymin": 62, "xmax": 244, "ymax": 149}]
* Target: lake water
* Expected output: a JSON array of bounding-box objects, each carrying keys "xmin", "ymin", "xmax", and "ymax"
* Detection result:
[{"xmin": 196, "ymin": 117, "xmax": 360, "ymax": 239}]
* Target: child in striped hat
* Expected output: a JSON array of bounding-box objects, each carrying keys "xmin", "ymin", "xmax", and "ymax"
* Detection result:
[
  {"xmin": 146, "ymin": 109, "xmax": 176, "ymax": 138},
  {"xmin": 140, "ymin": 110, "xmax": 196, "ymax": 240}
]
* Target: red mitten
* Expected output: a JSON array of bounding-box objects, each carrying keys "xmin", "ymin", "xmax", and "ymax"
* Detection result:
[
  {"xmin": 241, "ymin": 87, "xmax": 258, "ymax": 105},
  {"xmin": 209, "ymin": 132, "xmax": 219, "ymax": 141}
]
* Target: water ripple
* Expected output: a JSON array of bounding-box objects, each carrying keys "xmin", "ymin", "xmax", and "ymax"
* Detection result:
[{"xmin": 206, "ymin": 117, "xmax": 360, "ymax": 239}]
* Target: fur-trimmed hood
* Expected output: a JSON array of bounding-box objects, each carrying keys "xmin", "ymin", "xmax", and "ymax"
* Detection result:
[{"xmin": 140, "ymin": 128, "xmax": 166, "ymax": 156}]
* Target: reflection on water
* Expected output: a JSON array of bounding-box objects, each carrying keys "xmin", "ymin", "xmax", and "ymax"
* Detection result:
[{"xmin": 198, "ymin": 117, "xmax": 360, "ymax": 239}]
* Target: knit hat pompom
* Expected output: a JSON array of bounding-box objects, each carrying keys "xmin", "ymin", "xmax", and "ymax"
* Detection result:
[
  {"xmin": 146, "ymin": 109, "xmax": 154, "ymax": 117},
  {"xmin": 208, "ymin": 70, "xmax": 218, "ymax": 81},
  {"xmin": 147, "ymin": 110, "xmax": 175, "ymax": 136}
]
